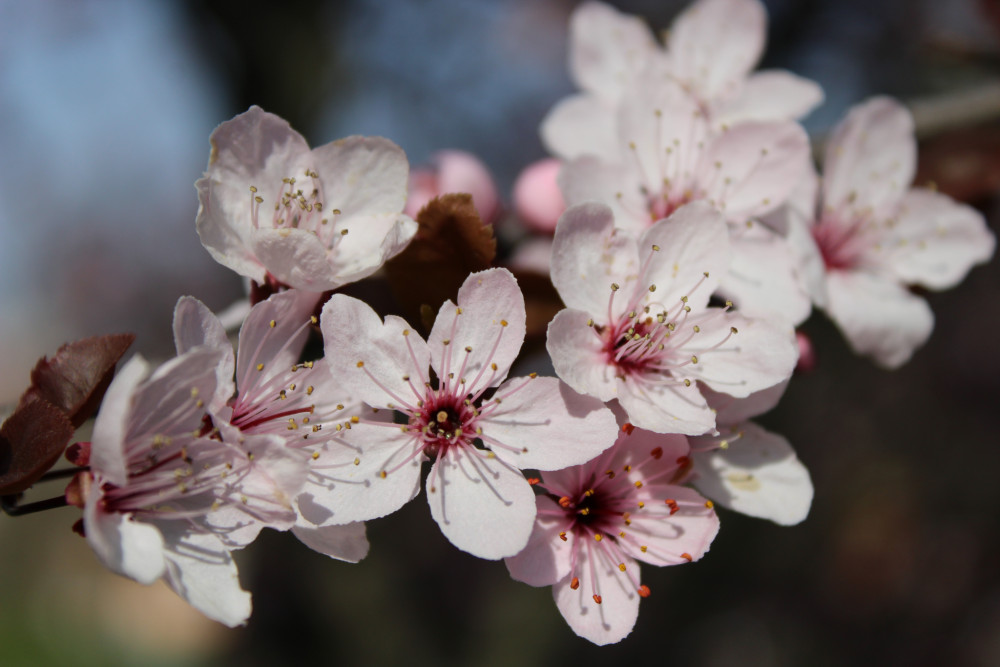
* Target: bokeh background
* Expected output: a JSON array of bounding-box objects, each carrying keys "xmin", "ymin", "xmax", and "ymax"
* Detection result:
[{"xmin": 2, "ymin": 0, "xmax": 999, "ymax": 665}]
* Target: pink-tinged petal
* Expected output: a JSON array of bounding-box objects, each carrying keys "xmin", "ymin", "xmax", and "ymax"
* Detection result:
[
  {"xmin": 714, "ymin": 69, "xmax": 824, "ymax": 127},
  {"xmin": 558, "ymin": 155, "xmax": 640, "ymax": 230},
  {"xmin": 513, "ymin": 159, "xmax": 566, "ymax": 234},
  {"xmin": 196, "ymin": 106, "xmax": 311, "ymax": 282},
  {"xmin": 551, "ymin": 202, "xmax": 640, "ymax": 317},
  {"xmin": 786, "ymin": 215, "xmax": 828, "ymax": 308},
  {"xmin": 667, "ymin": 0, "xmax": 766, "ymax": 102},
  {"xmin": 759, "ymin": 162, "xmax": 819, "ymax": 236},
  {"xmin": 504, "ymin": 495, "xmax": 573, "ymax": 587},
  {"xmin": 720, "ymin": 224, "xmax": 812, "ymax": 325},
  {"xmin": 404, "ymin": 168, "xmax": 438, "ymax": 218},
  {"xmin": 698, "ymin": 121, "xmax": 811, "ymax": 221},
  {"xmin": 617, "ymin": 380, "xmax": 715, "ymax": 435},
  {"xmin": 682, "ymin": 310, "xmax": 798, "ymax": 398},
  {"xmin": 236, "ymin": 289, "xmax": 318, "ymax": 388},
  {"xmin": 128, "ymin": 348, "xmax": 224, "ymax": 439},
  {"xmin": 251, "ymin": 226, "xmax": 341, "ymax": 292},
  {"xmin": 619, "ymin": 484, "xmax": 720, "ymax": 566},
  {"xmin": 173, "ymin": 296, "xmax": 236, "ymax": 413},
  {"xmin": 322, "ymin": 294, "xmax": 429, "ymax": 410},
  {"xmin": 547, "ymin": 308, "xmax": 619, "ymax": 402},
  {"xmin": 428, "ymin": 268, "xmax": 526, "ymax": 395},
  {"xmin": 84, "ymin": 484, "xmax": 165, "ymax": 585},
  {"xmin": 327, "ymin": 212, "xmax": 418, "ymax": 286},
  {"xmin": 481, "ymin": 376, "xmax": 618, "ymax": 471},
  {"xmin": 640, "ymin": 201, "xmax": 731, "ymax": 312},
  {"xmin": 89, "ymin": 355, "xmax": 149, "ymax": 486},
  {"xmin": 569, "ymin": 1, "xmax": 657, "ymax": 100},
  {"xmin": 299, "ymin": 424, "xmax": 423, "ymax": 524},
  {"xmin": 292, "ymin": 521, "xmax": 370, "ymax": 563},
  {"xmin": 691, "ymin": 421, "xmax": 812, "ymax": 525},
  {"xmin": 432, "ymin": 150, "xmax": 500, "ymax": 224},
  {"xmin": 310, "ymin": 135, "xmax": 410, "ymax": 219},
  {"xmin": 884, "ymin": 188, "xmax": 996, "ymax": 290},
  {"xmin": 824, "ymin": 270, "xmax": 934, "ymax": 369},
  {"xmin": 426, "ymin": 445, "xmax": 537, "ymax": 559},
  {"xmin": 552, "ymin": 546, "xmax": 640, "ymax": 645},
  {"xmin": 156, "ymin": 524, "xmax": 252, "ymax": 628},
  {"xmin": 540, "ymin": 94, "xmax": 620, "ymax": 161},
  {"xmin": 701, "ymin": 381, "xmax": 788, "ymax": 425},
  {"xmin": 506, "ymin": 236, "xmax": 553, "ymax": 275},
  {"xmin": 823, "ymin": 97, "xmax": 916, "ymax": 213}
]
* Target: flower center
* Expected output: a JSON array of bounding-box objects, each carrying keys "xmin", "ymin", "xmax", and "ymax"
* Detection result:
[
  {"xmin": 410, "ymin": 394, "xmax": 476, "ymax": 455},
  {"xmin": 249, "ymin": 171, "xmax": 346, "ymax": 249}
]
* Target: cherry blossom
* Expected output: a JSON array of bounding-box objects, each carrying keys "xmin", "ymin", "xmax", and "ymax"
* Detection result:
[
  {"xmin": 505, "ymin": 424, "xmax": 719, "ymax": 645},
  {"xmin": 547, "ymin": 201, "xmax": 798, "ymax": 435},
  {"xmin": 688, "ymin": 383, "xmax": 812, "ymax": 525},
  {"xmin": 173, "ymin": 292, "xmax": 370, "ymax": 562},
  {"xmin": 321, "ymin": 268, "xmax": 619, "ymax": 559},
  {"xmin": 541, "ymin": 0, "xmax": 822, "ymax": 160},
  {"xmin": 783, "ymin": 97, "xmax": 996, "ymax": 367},
  {"xmin": 196, "ymin": 106, "xmax": 417, "ymax": 292},
  {"xmin": 558, "ymin": 73, "xmax": 813, "ymax": 323},
  {"xmin": 82, "ymin": 349, "xmax": 307, "ymax": 626}
]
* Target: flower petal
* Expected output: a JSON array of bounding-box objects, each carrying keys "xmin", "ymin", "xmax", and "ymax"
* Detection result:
[
  {"xmin": 569, "ymin": 1, "xmax": 657, "ymax": 100},
  {"xmin": 552, "ymin": 544, "xmax": 640, "ymax": 645},
  {"xmin": 714, "ymin": 69, "xmax": 824, "ymax": 127},
  {"xmin": 156, "ymin": 523, "xmax": 252, "ymax": 628},
  {"xmin": 701, "ymin": 381, "xmax": 788, "ymax": 425},
  {"xmin": 618, "ymin": 484, "xmax": 720, "ymax": 566},
  {"xmin": 84, "ymin": 492, "xmax": 166, "ymax": 586},
  {"xmin": 89, "ymin": 355, "xmax": 150, "ymax": 486},
  {"xmin": 251, "ymin": 226, "xmax": 341, "ymax": 292},
  {"xmin": 292, "ymin": 521, "xmax": 370, "ymax": 563},
  {"xmin": 824, "ymin": 270, "xmax": 934, "ymax": 368},
  {"xmin": 173, "ymin": 296, "xmax": 235, "ymax": 413},
  {"xmin": 428, "ymin": 268, "xmax": 526, "ymax": 396},
  {"xmin": 481, "ymin": 376, "xmax": 618, "ymax": 471},
  {"xmin": 617, "ymin": 380, "xmax": 715, "ymax": 435},
  {"xmin": 310, "ymin": 135, "xmax": 410, "ymax": 219},
  {"xmin": 504, "ymin": 495, "xmax": 573, "ymax": 587},
  {"xmin": 546, "ymin": 308, "xmax": 618, "ymax": 402},
  {"xmin": 426, "ymin": 445, "xmax": 536, "ymax": 559},
  {"xmin": 691, "ymin": 421, "xmax": 812, "ymax": 525},
  {"xmin": 540, "ymin": 94, "xmax": 620, "ymax": 161},
  {"xmin": 325, "ymin": 212, "xmax": 418, "ymax": 286},
  {"xmin": 884, "ymin": 188, "xmax": 996, "ymax": 290},
  {"xmin": 823, "ymin": 96, "xmax": 915, "ymax": 213},
  {"xmin": 322, "ymin": 293, "xmax": 429, "ymax": 410}
]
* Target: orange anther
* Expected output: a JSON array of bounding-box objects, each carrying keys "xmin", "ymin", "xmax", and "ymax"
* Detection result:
[
  {"xmin": 527, "ymin": 477, "xmax": 541, "ymax": 486},
  {"xmin": 621, "ymin": 423, "xmax": 635, "ymax": 435},
  {"xmin": 593, "ymin": 595, "xmax": 603, "ymax": 604},
  {"xmin": 665, "ymin": 499, "xmax": 679, "ymax": 515},
  {"xmin": 558, "ymin": 496, "xmax": 572, "ymax": 509},
  {"xmin": 570, "ymin": 577, "xmax": 580, "ymax": 590},
  {"xmin": 676, "ymin": 455, "xmax": 691, "ymax": 467},
  {"xmin": 681, "ymin": 552, "xmax": 693, "ymax": 562},
  {"xmin": 650, "ymin": 446, "xmax": 663, "ymax": 459},
  {"xmin": 638, "ymin": 585, "xmax": 651, "ymax": 598},
  {"xmin": 559, "ymin": 531, "xmax": 567, "ymax": 542}
]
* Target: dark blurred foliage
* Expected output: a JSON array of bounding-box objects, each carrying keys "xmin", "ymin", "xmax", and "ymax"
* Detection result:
[{"xmin": 2, "ymin": 0, "xmax": 999, "ymax": 665}]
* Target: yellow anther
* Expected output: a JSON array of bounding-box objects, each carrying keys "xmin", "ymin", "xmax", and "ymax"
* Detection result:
[
  {"xmin": 594, "ymin": 533, "xmax": 603, "ymax": 541},
  {"xmin": 256, "ymin": 363, "xmax": 264, "ymax": 371},
  {"xmin": 618, "ymin": 563, "xmax": 626, "ymax": 572}
]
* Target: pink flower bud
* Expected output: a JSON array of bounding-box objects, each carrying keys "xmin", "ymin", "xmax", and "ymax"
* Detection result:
[
  {"xmin": 513, "ymin": 158, "xmax": 565, "ymax": 234},
  {"xmin": 405, "ymin": 150, "xmax": 500, "ymax": 224}
]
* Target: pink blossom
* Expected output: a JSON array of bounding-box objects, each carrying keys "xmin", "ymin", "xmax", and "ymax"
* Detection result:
[
  {"xmin": 505, "ymin": 424, "xmax": 719, "ymax": 645},
  {"xmin": 541, "ymin": 0, "xmax": 822, "ymax": 160},
  {"xmin": 558, "ymin": 74, "xmax": 813, "ymax": 323},
  {"xmin": 84, "ymin": 349, "xmax": 307, "ymax": 626},
  {"xmin": 320, "ymin": 268, "xmax": 619, "ymax": 559},
  {"xmin": 512, "ymin": 158, "xmax": 565, "ymax": 234},
  {"xmin": 196, "ymin": 106, "xmax": 417, "ymax": 292},
  {"xmin": 547, "ymin": 201, "xmax": 798, "ymax": 435},
  {"xmin": 783, "ymin": 97, "xmax": 996, "ymax": 367},
  {"xmin": 404, "ymin": 149, "xmax": 500, "ymax": 224},
  {"xmin": 688, "ymin": 383, "xmax": 813, "ymax": 525},
  {"xmin": 173, "ymin": 291, "xmax": 370, "ymax": 562}
]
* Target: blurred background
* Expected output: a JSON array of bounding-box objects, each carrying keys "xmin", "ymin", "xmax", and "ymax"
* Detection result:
[{"xmin": 1, "ymin": 0, "xmax": 999, "ymax": 665}]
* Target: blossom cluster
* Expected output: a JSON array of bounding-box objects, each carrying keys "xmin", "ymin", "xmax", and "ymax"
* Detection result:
[{"xmin": 1, "ymin": 0, "xmax": 994, "ymax": 648}]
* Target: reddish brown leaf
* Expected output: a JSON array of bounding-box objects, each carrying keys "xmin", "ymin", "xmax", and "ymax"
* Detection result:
[
  {"xmin": 385, "ymin": 194, "xmax": 496, "ymax": 331},
  {"xmin": 0, "ymin": 396, "xmax": 76, "ymax": 495},
  {"xmin": 21, "ymin": 333, "xmax": 135, "ymax": 428}
]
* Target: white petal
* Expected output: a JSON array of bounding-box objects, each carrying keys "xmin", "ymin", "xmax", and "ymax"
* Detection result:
[
  {"xmin": 426, "ymin": 446, "xmax": 536, "ymax": 560},
  {"xmin": 428, "ymin": 268, "xmax": 526, "ymax": 396},
  {"xmin": 667, "ymin": 0, "xmax": 766, "ymax": 102},
  {"xmin": 325, "ymin": 212, "xmax": 418, "ymax": 286},
  {"xmin": 550, "ymin": 202, "xmax": 641, "ymax": 317},
  {"xmin": 546, "ymin": 308, "xmax": 619, "ymax": 402},
  {"xmin": 322, "ymin": 293, "xmax": 429, "ymax": 410},
  {"xmin": 569, "ymin": 1, "xmax": 658, "ymax": 99},
  {"xmin": 701, "ymin": 381, "xmax": 788, "ymax": 425},
  {"xmin": 691, "ymin": 421, "xmax": 812, "ymax": 525},
  {"xmin": 823, "ymin": 96, "xmax": 915, "ymax": 213},
  {"xmin": 173, "ymin": 296, "xmax": 236, "ymax": 413},
  {"xmin": 310, "ymin": 135, "xmax": 410, "ymax": 219},
  {"xmin": 720, "ymin": 223, "xmax": 812, "ymax": 325},
  {"xmin": 714, "ymin": 69, "xmax": 824, "ymax": 127},
  {"xmin": 85, "ymin": 495, "xmax": 165, "ymax": 585},
  {"xmin": 884, "ymin": 188, "xmax": 996, "ymax": 290},
  {"xmin": 824, "ymin": 270, "xmax": 934, "ymax": 369},
  {"xmin": 617, "ymin": 380, "xmax": 715, "ymax": 436},
  {"xmin": 236, "ymin": 289, "xmax": 318, "ymax": 389},
  {"xmin": 481, "ymin": 376, "xmax": 618, "ymax": 471},
  {"xmin": 251, "ymin": 226, "xmax": 342, "ymax": 292},
  {"xmin": 504, "ymin": 496, "xmax": 573, "ymax": 587},
  {"xmin": 157, "ymin": 524, "xmax": 252, "ymax": 627},
  {"xmin": 552, "ymin": 545, "xmax": 640, "ymax": 645},
  {"xmin": 89, "ymin": 355, "xmax": 150, "ymax": 486},
  {"xmin": 540, "ymin": 94, "xmax": 620, "ymax": 161},
  {"xmin": 292, "ymin": 521, "xmax": 370, "ymax": 563}
]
